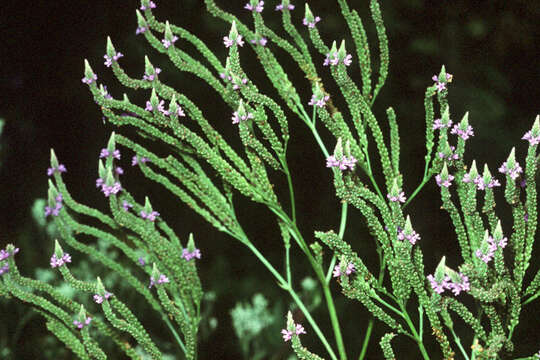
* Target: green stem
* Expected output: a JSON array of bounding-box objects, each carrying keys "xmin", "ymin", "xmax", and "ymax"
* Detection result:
[
  {"xmin": 404, "ymin": 175, "xmax": 431, "ymax": 208},
  {"xmin": 282, "ymin": 158, "xmax": 297, "ymax": 223},
  {"xmin": 326, "ymin": 202, "xmax": 349, "ymax": 283},
  {"xmin": 450, "ymin": 327, "xmax": 470, "ymax": 360},
  {"xmin": 522, "ymin": 291, "xmax": 540, "ymax": 306},
  {"xmin": 418, "ymin": 306, "xmax": 424, "ymax": 340},
  {"xmin": 163, "ymin": 315, "xmax": 187, "ymax": 355},
  {"xmin": 357, "ymin": 319, "xmax": 374, "ymax": 360},
  {"xmin": 399, "ymin": 303, "xmax": 430, "ymax": 360}
]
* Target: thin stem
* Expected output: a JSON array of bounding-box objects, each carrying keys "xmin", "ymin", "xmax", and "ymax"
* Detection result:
[
  {"xmin": 399, "ymin": 303, "xmax": 430, "ymax": 360},
  {"xmin": 450, "ymin": 327, "xmax": 470, "ymax": 360},
  {"xmin": 163, "ymin": 315, "xmax": 187, "ymax": 355},
  {"xmin": 286, "ymin": 243, "xmax": 292, "ymax": 285},
  {"xmin": 418, "ymin": 305, "xmax": 424, "ymax": 340},
  {"xmin": 357, "ymin": 319, "xmax": 374, "ymax": 360},
  {"xmin": 282, "ymin": 158, "xmax": 297, "ymax": 223},
  {"xmin": 522, "ymin": 290, "xmax": 540, "ymax": 306},
  {"xmin": 326, "ymin": 202, "xmax": 349, "ymax": 282},
  {"xmin": 404, "ymin": 175, "xmax": 431, "ymax": 208}
]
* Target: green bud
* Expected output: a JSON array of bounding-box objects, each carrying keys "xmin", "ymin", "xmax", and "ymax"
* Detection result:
[
  {"xmin": 329, "ymin": 41, "xmax": 338, "ymax": 55},
  {"xmin": 459, "ymin": 112, "xmax": 470, "ymax": 131},
  {"xmin": 54, "ymin": 239, "xmax": 64, "ymax": 259},
  {"xmin": 169, "ymin": 94, "xmax": 178, "ymax": 118},
  {"xmin": 468, "ymin": 160, "xmax": 478, "ymax": 180},
  {"xmin": 123, "ymin": 93, "xmax": 130, "ymax": 103},
  {"xmin": 444, "ymin": 266, "xmax": 460, "ymax": 284},
  {"xmin": 390, "ymin": 178, "xmax": 400, "ymax": 198},
  {"xmin": 187, "ymin": 233, "xmax": 196, "ymax": 252},
  {"xmin": 404, "ymin": 215, "xmax": 413, "ymax": 235},
  {"xmin": 441, "ymin": 107, "xmax": 451, "ymax": 125},
  {"xmin": 164, "ymin": 21, "xmax": 174, "ymax": 41},
  {"xmin": 98, "ymin": 160, "xmax": 107, "ymax": 180},
  {"xmin": 47, "ymin": 180, "xmax": 59, "ymax": 206},
  {"xmin": 96, "ymin": 277, "xmax": 106, "ymax": 296},
  {"xmin": 333, "ymin": 138, "xmax": 344, "ymax": 160},
  {"xmin": 136, "ymin": 10, "xmax": 147, "ymax": 28},
  {"xmin": 107, "ymin": 132, "xmax": 116, "ymax": 153},
  {"xmin": 77, "ymin": 305, "xmax": 87, "ymax": 323},
  {"xmin": 143, "ymin": 196, "xmax": 153, "ymax": 213},
  {"xmin": 50, "ymin": 149, "xmax": 59, "ymax": 169},
  {"xmin": 144, "ymin": 56, "xmax": 156, "ymax": 77},
  {"xmin": 150, "ymin": 88, "xmax": 159, "ymax": 109},
  {"xmin": 440, "ymin": 162, "xmax": 449, "ymax": 180},
  {"xmin": 236, "ymin": 100, "xmax": 247, "ymax": 118},
  {"xmin": 344, "ymin": 140, "xmax": 352, "ymax": 158},
  {"xmin": 286, "ymin": 311, "xmax": 295, "ymax": 331},
  {"xmin": 434, "ymin": 256, "xmax": 446, "ymax": 282},
  {"xmin": 482, "ymin": 164, "xmax": 492, "ymax": 185},
  {"xmin": 438, "ymin": 65, "xmax": 447, "ymax": 83},
  {"xmin": 506, "ymin": 147, "xmax": 516, "ymax": 170},
  {"xmin": 106, "ymin": 36, "xmax": 116, "ymax": 58},
  {"xmin": 338, "ymin": 40, "xmax": 347, "ymax": 60},
  {"xmin": 228, "ymin": 21, "xmax": 239, "ymax": 42},
  {"xmin": 304, "ymin": 4, "xmax": 314, "ymax": 23},
  {"xmin": 83, "ymin": 59, "xmax": 95, "ymax": 80},
  {"xmin": 105, "ymin": 168, "xmax": 115, "ymax": 186},
  {"xmin": 531, "ymin": 115, "xmax": 540, "ymax": 137},
  {"xmin": 151, "ymin": 263, "xmax": 160, "ymax": 280},
  {"xmin": 493, "ymin": 221, "xmax": 503, "ymax": 241}
]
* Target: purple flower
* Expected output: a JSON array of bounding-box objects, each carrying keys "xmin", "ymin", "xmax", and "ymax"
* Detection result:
[
  {"xmin": 325, "ymin": 155, "xmax": 357, "ymax": 171},
  {"xmin": 93, "ymin": 291, "xmax": 113, "ymax": 304},
  {"xmin": 435, "ymin": 174, "xmax": 455, "ymax": 188},
  {"xmin": 447, "ymin": 273, "xmax": 470, "ymax": 296},
  {"xmin": 143, "ymin": 67, "xmax": 161, "ymax": 81},
  {"xmin": 438, "ymin": 146, "xmax": 459, "ymax": 161},
  {"xmin": 432, "ymin": 73, "xmax": 452, "ymax": 92},
  {"xmin": 397, "ymin": 229, "xmax": 421, "ymax": 245},
  {"xmin": 250, "ymin": 37, "xmax": 267, "ymax": 46},
  {"xmin": 387, "ymin": 192, "xmax": 406, "ymax": 203},
  {"xmin": 132, "ymin": 155, "xmax": 149, "ymax": 166},
  {"xmin": 522, "ymin": 130, "xmax": 540, "ymax": 146},
  {"xmin": 308, "ymin": 93, "xmax": 330, "ymax": 108},
  {"xmin": 244, "ymin": 1, "xmax": 264, "ymax": 12},
  {"xmin": 50, "ymin": 253, "xmax": 72, "ymax": 268},
  {"xmin": 140, "ymin": 1, "xmax": 156, "ymax": 10},
  {"xmin": 303, "ymin": 16, "xmax": 321, "ymax": 28},
  {"xmin": 162, "ymin": 35, "xmax": 179, "ymax": 49},
  {"xmin": 122, "ymin": 201, "xmax": 133, "ymax": 212},
  {"xmin": 103, "ymin": 52, "xmax": 123, "ymax": 67},
  {"xmin": 499, "ymin": 161, "xmax": 523, "ymax": 180},
  {"xmin": 101, "ymin": 182, "xmax": 122, "ymax": 197},
  {"xmin": 182, "ymin": 248, "xmax": 202, "ymax": 261},
  {"xmin": 275, "ymin": 3, "xmax": 294, "ymax": 11},
  {"xmin": 73, "ymin": 317, "xmax": 92, "ymax": 330},
  {"xmin": 231, "ymin": 77, "xmax": 249, "ymax": 90},
  {"xmin": 281, "ymin": 323, "xmax": 306, "ymax": 342},
  {"xmin": 115, "ymin": 167, "xmax": 124, "ymax": 175},
  {"xmin": 0, "ymin": 247, "xmax": 19, "ymax": 261},
  {"xmin": 138, "ymin": 257, "xmax": 146, "ymax": 266},
  {"xmin": 451, "ymin": 124, "xmax": 474, "ymax": 140},
  {"xmin": 223, "ymin": 35, "xmax": 244, "ymax": 48},
  {"xmin": 474, "ymin": 176, "xmax": 500, "ymax": 191},
  {"xmin": 100, "ymin": 148, "xmax": 121, "ymax": 160},
  {"xmin": 232, "ymin": 111, "xmax": 254, "ymax": 124},
  {"xmin": 140, "ymin": 210, "xmax": 160, "ymax": 222},
  {"xmin": 47, "ymin": 164, "xmax": 67, "ymax": 177},
  {"xmin": 81, "ymin": 74, "xmax": 97, "ymax": 85},
  {"xmin": 332, "ymin": 262, "xmax": 355, "ymax": 277},
  {"xmin": 427, "ymin": 274, "xmax": 450, "ymax": 294},
  {"xmin": 0, "ymin": 263, "xmax": 9, "ymax": 276},
  {"xmin": 149, "ymin": 274, "xmax": 169, "ymax": 288},
  {"xmin": 323, "ymin": 52, "xmax": 352, "ymax": 67},
  {"xmin": 45, "ymin": 194, "xmax": 64, "ymax": 218},
  {"xmin": 99, "ymin": 85, "xmax": 113, "ymax": 100},
  {"xmin": 432, "ymin": 118, "xmax": 453, "ymax": 130},
  {"xmin": 136, "ymin": 26, "xmax": 147, "ymax": 35}
]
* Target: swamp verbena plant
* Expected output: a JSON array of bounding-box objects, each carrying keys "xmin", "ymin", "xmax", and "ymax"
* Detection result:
[{"xmin": 1, "ymin": 0, "xmax": 539, "ymax": 359}]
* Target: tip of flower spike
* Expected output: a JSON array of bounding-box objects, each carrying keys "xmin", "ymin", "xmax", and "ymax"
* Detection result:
[
  {"xmin": 50, "ymin": 148, "xmax": 59, "ymax": 168},
  {"xmin": 438, "ymin": 65, "xmax": 447, "ymax": 80},
  {"xmin": 532, "ymin": 115, "xmax": 540, "ymax": 135},
  {"xmin": 136, "ymin": 10, "xmax": 147, "ymax": 26},
  {"xmin": 96, "ymin": 276, "xmax": 106, "ymax": 295},
  {"xmin": 54, "ymin": 239, "xmax": 64, "ymax": 258},
  {"xmin": 107, "ymin": 132, "xmax": 116, "ymax": 151},
  {"xmin": 229, "ymin": 21, "xmax": 239, "ymax": 39},
  {"xmin": 83, "ymin": 59, "xmax": 94, "ymax": 77},
  {"xmin": 338, "ymin": 40, "xmax": 346, "ymax": 57},
  {"xmin": 460, "ymin": 112, "xmax": 469, "ymax": 126},
  {"xmin": 106, "ymin": 37, "xmax": 116, "ymax": 57}
]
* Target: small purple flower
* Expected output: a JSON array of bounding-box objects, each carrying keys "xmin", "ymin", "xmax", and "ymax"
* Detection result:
[
  {"xmin": 323, "ymin": 52, "xmax": 352, "ymax": 67},
  {"xmin": 231, "ymin": 77, "xmax": 249, "ymax": 90},
  {"xmin": 81, "ymin": 74, "xmax": 97, "ymax": 85},
  {"xmin": 50, "ymin": 253, "xmax": 72, "ymax": 268},
  {"xmin": 73, "ymin": 317, "xmax": 92, "ymax": 330},
  {"xmin": 303, "ymin": 16, "xmax": 321, "ymax": 28},
  {"xmin": 250, "ymin": 37, "xmax": 267, "ymax": 46},
  {"xmin": 0, "ymin": 263, "xmax": 9, "ymax": 276},
  {"xmin": 435, "ymin": 174, "xmax": 455, "ymax": 188},
  {"xmin": 427, "ymin": 274, "xmax": 450, "ymax": 294},
  {"xmin": 99, "ymin": 85, "xmax": 113, "ymax": 100},
  {"xmin": 138, "ymin": 257, "xmax": 146, "ymax": 266},
  {"xmin": 223, "ymin": 35, "xmax": 244, "ymax": 48},
  {"xmin": 136, "ymin": 26, "xmax": 147, "ymax": 35},
  {"xmin": 47, "ymin": 164, "xmax": 67, "ymax": 177},
  {"xmin": 149, "ymin": 274, "xmax": 169, "ymax": 288},
  {"xmin": 45, "ymin": 194, "xmax": 64, "ymax": 218},
  {"xmin": 332, "ymin": 262, "xmax": 355, "ymax": 277},
  {"xmin": 115, "ymin": 167, "xmax": 124, "ymax": 175},
  {"xmin": 451, "ymin": 124, "xmax": 474, "ymax": 140},
  {"xmin": 432, "ymin": 73, "xmax": 452, "ymax": 92},
  {"xmin": 181, "ymin": 248, "xmax": 202, "ymax": 261},
  {"xmin": 522, "ymin": 130, "xmax": 540, "ymax": 146},
  {"xmin": 100, "ymin": 148, "xmax": 121, "ymax": 160},
  {"xmin": 474, "ymin": 176, "xmax": 500, "ymax": 191},
  {"xmin": 140, "ymin": 1, "xmax": 156, "ymax": 10},
  {"xmin": 103, "ymin": 52, "xmax": 123, "ymax": 67},
  {"xmin": 244, "ymin": 1, "xmax": 264, "ymax": 12},
  {"xmin": 447, "ymin": 273, "xmax": 470, "ymax": 296},
  {"xmin": 132, "ymin": 155, "xmax": 149, "ymax": 166},
  {"xmin": 143, "ymin": 67, "xmax": 162, "ymax": 82},
  {"xmin": 499, "ymin": 161, "xmax": 523, "ymax": 180},
  {"xmin": 397, "ymin": 229, "xmax": 421, "ymax": 245},
  {"xmin": 122, "ymin": 201, "xmax": 133, "ymax": 212},
  {"xmin": 325, "ymin": 155, "xmax": 357, "ymax": 171},
  {"xmin": 101, "ymin": 182, "xmax": 122, "ymax": 197},
  {"xmin": 281, "ymin": 323, "xmax": 306, "ymax": 342},
  {"xmin": 0, "ymin": 247, "xmax": 19, "ymax": 261},
  {"xmin": 232, "ymin": 111, "xmax": 254, "ymax": 124},
  {"xmin": 93, "ymin": 291, "xmax": 113, "ymax": 304},
  {"xmin": 162, "ymin": 35, "xmax": 179, "ymax": 49},
  {"xmin": 275, "ymin": 3, "xmax": 294, "ymax": 11},
  {"xmin": 387, "ymin": 191, "xmax": 406, "ymax": 203},
  {"xmin": 140, "ymin": 210, "xmax": 160, "ymax": 222},
  {"xmin": 308, "ymin": 93, "xmax": 330, "ymax": 108},
  {"xmin": 438, "ymin": 146, "xmax": 459, "ymax": 162},
  {"xmin": 432, "ymin": 118, "xmax": 453, "ymax": 130}
]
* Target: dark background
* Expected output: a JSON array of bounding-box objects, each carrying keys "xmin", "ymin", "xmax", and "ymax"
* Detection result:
[{"xmin": 1, "ymin": 0, "xmax": 539, "ymax": 359}]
